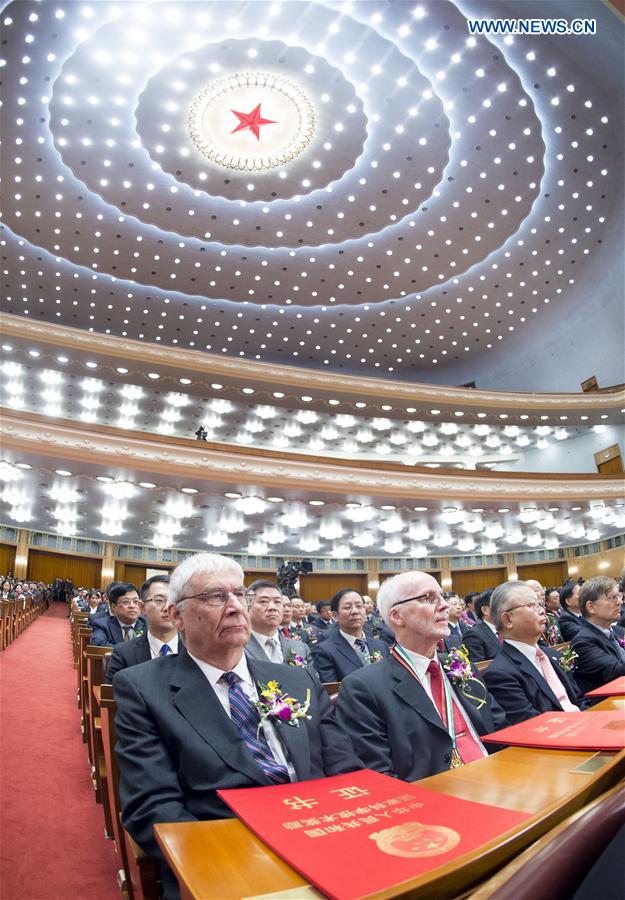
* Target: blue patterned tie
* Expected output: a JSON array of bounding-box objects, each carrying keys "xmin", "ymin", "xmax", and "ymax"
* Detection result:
[
  {"xmin": 159, "ymin": 644, "xmax": 171, "ymax": 656},
  {"xmin": 220, "ymin": 672, "xmax": 290, "ymax": 784}
]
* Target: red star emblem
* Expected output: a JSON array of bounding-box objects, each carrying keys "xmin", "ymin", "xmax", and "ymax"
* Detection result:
[{"xmin": 230, "ymin": 102, "xmax": 277, "ymax": 141}]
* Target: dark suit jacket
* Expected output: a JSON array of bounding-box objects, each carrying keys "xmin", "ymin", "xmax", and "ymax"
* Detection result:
[
  {"xmin": 558, "ymin": 609, "xmax": 584, "ymax": 642},
  {"xmin": 444, "ymin": 621, "xmax": 470, "ymax": 651},
  {"xmin": 114, "ymin": 650, "xmax": 360, "ymax": 865},
  {"xmin": 336, "ymin": 654, "xmax": 506, "ymax": 782},
  {"xmin": 365, "ymin": 620, "xmax": 395, "ymax": 647},
  {"xmin": 289, "ymin": 622, "xmax": 321, "ymax": 644},
  {"xmin": 311, "ymin": 629, "xmax": 390, "ymax": 682},
  {"xmin": 571, "ymin": 619, "xmax": 625, "ymax": 694},
  {"xmin": 484, "ymin": 642, "xmax": 588, "ymax": 725},
  {"xmin": 462, "ymin": 620, "xmax": 500, "ymax": 663},
  {"xmin": 90, "ymin": 615, "xmax": 147, "ymax": 647},
  {"xmin": 308, "ymin": 615, "xmax": 335, "ymax": 633},
  {"xmin": 106, "ymin": 632, "xmax": 154, "ymax": 681}
]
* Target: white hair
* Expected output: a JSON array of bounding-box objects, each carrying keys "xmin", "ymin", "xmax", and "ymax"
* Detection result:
[
  {"xmin": 169, "ymin": 553, "xmax": 244, "ymax": 608},
  {"xmin": 490, "ymin": 581, "xmax": 530, "ymax": 631},
  {"xmin": 376, "ymin": 571, "xmax": 431, "ymax": 627}
]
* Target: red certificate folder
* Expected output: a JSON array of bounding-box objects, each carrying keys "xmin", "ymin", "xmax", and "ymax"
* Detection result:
[
  {"xmin": 218, "ymin": 769, "xmax": 529, "ymax": 900},
  {"xmin": 586, "ymin": 676, "xmax": 625, "ymax": 697},
  {"xmin": 482, "ymin": 710, "xmax": 625, "ymax": 751}
]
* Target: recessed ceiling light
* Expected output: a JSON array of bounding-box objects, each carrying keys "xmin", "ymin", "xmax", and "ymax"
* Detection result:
[
  {"xmin": 1, "ymin": 344, "xmax": 13, "ymax": 352},
  {"xmin": 116, "ymin": 367, "xmax": 128, "ymax": 374},
  {"xmin": 242, "ymin": 388, "xmax": 255, "ymax": 395},
  {"xmin": 273, "ymin": 392, "xmax": 285, "ymax": 399},
  {"xmin": 55, "ymin": 469, "xmax": 72, "ymax": 476},
  {"xmin": 381, "ymin": 504, "xmax": 396, "ymax": 510},
  {"xmin": 96, "ymin": 475, "xmax": 113, "ymax": 483},
  {"xmin": 224, "ymin": 491, "xmax": 242, "ymax": 498},
  {"xmin": 328, "ymin": 399, "xmax": 340, "ymax": 406},
  {"xmin": 179, "ymin": 378, "xmax": 191, "ymax": 385},
  {"xmin": 381, "ymin": 405, "xmax": 392, "ymax": 411},
  {"xmin": 85, "ymin": 361, "xmax": 98, "ymax": 369},
  {"xmin": 57, "ymin": 356, "xmax": 69, "ymax": 364},
  {"xmin": 355, "ymin": 402, "xmax": 366, "ymax": 409},
  {"xmin": 309, "ymin": 499, "xmax": 325, "ymax": 506},
  {"xmin": 267, "ymin": 496, "xmax": 284, "ymax": 503},
  {"xmin": 15, "ymin": 462, "xmax": 31, "ymax": 470},
  {"xmin": 211, "ymin": 383, "xmax": 223, "ymax": 390},
  {"xmin": 414, "ymin": 506, "xmax": 428, "ymax": 512},
  {"xmin": 301, "ymin": 395, "xmax": 313, "ymax": 402},
  {"xmin": 498, "ymin": 508, "xmax": 510, "ymax": 513},
  {"xmin": 147, "ymin": 372, "xmax": 160, "ymax": 379},
  {"xmin": 181, "ymin": 487, "xmax": 198, "ymax": 494},
  {"xmin": 139, "ymin": 482, "xmax": 156, "ymax": 489},
  {"xmin": 431, "ymin": 409, "xmax": 440, "ymax": 415}
]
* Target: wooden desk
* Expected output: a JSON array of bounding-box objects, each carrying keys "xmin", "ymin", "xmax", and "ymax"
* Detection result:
[{"xmin": 154, "ymin": 700, "xmax": 625, "ymax": 900}]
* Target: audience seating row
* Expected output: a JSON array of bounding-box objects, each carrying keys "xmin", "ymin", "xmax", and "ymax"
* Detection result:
[{"xmin": 1, "ymin": 595, "xmax": 44, "ymax": 650}]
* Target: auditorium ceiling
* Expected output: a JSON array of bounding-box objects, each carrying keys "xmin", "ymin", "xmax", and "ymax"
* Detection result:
[{"xmin": 1, "ymin": 0, "xmax": 623, "ymax": 559}]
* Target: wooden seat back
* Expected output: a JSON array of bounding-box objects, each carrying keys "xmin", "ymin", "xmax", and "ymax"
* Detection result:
[
  {"xmin": 469, "ymin": 782, "xmax": 625, "ymax": 899},
  {"xmin": 100, "ymin": 685, "xmax": 160, "ymax": 900},
  {"xmin": 86, "ymin": 645, "xmax": 114, "ymax": 838}
]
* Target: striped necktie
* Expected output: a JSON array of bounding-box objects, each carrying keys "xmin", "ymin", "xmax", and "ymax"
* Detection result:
[{"xmin": 220, "ymin": 672, "xmax": 289, "ymax": 784}]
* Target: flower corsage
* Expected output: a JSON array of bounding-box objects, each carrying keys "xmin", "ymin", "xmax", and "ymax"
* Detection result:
[
  {"xmin": 617, "ymin": 636, "xmax": 625, "ymax": 650},
  {"xmin": 255, "ymin": 680, "xmax": 311, "ymax": 736},
  {"xmin": 133, "ymin": 628, "xmax": 144, "ymax": 638},
  {"xmin": 286, "ymin": 649, "xmax": 307, "ymax": 667},
  {"xmin": 369, "ymin": 650, "xmax": 384, "ymax": 664},
  {"xmin": 558, "ymin": 646, "xmax": 578, "ymax": 673},
  {"xmin": 441, "ymin": 644, "xmax": 487, "ymax": 709}
]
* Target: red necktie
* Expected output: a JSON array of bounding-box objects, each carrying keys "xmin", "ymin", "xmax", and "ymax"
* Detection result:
[
  {"xmin": 426, "ymin": 660, "xmax": 484, "ymax": 765},
  {"xmin": 281, "ymin": 627, "xmax": 290, "ymax": 638}
]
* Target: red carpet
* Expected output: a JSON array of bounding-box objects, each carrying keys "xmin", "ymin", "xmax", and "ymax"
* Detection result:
[{"xmin": 0, "ymin": 603, "xmax": 120, "ymax": 899}]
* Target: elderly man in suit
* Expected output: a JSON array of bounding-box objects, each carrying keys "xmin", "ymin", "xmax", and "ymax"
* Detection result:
[
  {"xmin": 244, "ymin": 580, "xmax": 316, "ymax": 675},
  {"xmin": 571, "ymin": 576, "xmax": 625, "ymax": 694},
  {"xmin": 114, "ymin": 553, "xmax": 360, "ymax": 899},
  {"xmin": 311, "ymin": 588, "xmax": 389, "ymax": 683},
  {"xmin": 462, "ymin": 589, "xmax": 500, "ymax": 663},
  {"xmin": 90, "ymin": 582, "xmax": 146, "ymax": 646},
  {"xmin": 107, "ymin": 575, "xmax": 179, "ymax": 680},
  {"xmin": 336, "ymin": 571, "xmax": 505, "ymax": 781},
  {"xmin": 484, "ymin": 581, "xmax": 587, "ymax": 724}
]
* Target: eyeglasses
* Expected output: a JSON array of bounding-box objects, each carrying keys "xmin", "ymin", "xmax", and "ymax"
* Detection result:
[
  {"xmin": 145, "ymin": 594, "xmax": 169, "ymax": 607},
  {"xmin": 180, "ymin": 587, "xmax": 247, "ymax": 607},
  {"xmin": 506, "ymin": 601, "xmax": 542, "ymax": 612},
  {"xmin": 604, "ymin": 592, "xmax": 623, "ymax": 602},
  {"xmin": 116, "ymin": 599, "xmax": 141, "ymax": 608},
  {"xmin": 393, "ymin": 591, "xmax": 446, "ymax": 608}
]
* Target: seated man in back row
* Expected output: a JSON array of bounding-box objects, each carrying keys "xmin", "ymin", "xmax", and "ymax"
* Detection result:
[
  {"xmin": 106, "ymin": 575, "xmax": 180, "ymax": 681},
  {"xmin": 114, "ymin": 553, "xmax": 361, "ymax": 900},
  {"xmin": 311, "ymin": 588, "xmax": 390, "ymax": 682},
  {"xmin": 244, "ymin": 579, "xmax": 317, "ymax": 676},
  {"xmin": 90, "ymin": 582, "xmax": 146, "ymax": 646},
  {"xmin": 337, "ymin": 571, "xmax": 506, "ymax": 781}
]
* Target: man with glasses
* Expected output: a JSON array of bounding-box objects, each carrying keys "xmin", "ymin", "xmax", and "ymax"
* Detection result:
[
  {"xmin": 337, "ymin": 572, "xmax": 505, "ymax": 781},
  {"xmin": 244, "ymin": 580, "xmax": 316, "ymax": 674},
  {"xmin": 311, "ymin": 588, "xmax": 389, "ymax": 683},
  {"xmin": 90, "ymin": 582, "xmax": 146, "ymax": 646},
  {"xmin": 114, "ymin": 553, "xmax": 360, "ymax": 899},
  {"xmin": 483, "ymin": 582, "xmax": 586, "ymax": 724},
  {"xmin": 570, "ymin": 576, "xmax": 625, "ymax": 694},
  {"xmin": 106, "ymin": 575, "xmax": 179, "ymax": 680}
]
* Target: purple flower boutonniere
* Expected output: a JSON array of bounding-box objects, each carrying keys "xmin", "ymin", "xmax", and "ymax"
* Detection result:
[
  {"xmin": 441, "ymin": 645, "xmax": 487, "ymax": 710},
  {"xmin": 255, "ymin": 681, "xmax": 311, "ymax": 736},
  {"xmin": 617, "ymin": 637, "xmax": 625, "ymax": 650},
  {"xmin": 286, "ymin": 649, "xmax": 307, "ymax": 667}
]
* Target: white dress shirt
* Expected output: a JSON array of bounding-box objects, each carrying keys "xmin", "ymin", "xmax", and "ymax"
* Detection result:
[
  {"xmin": 505, "ymin": 639, "xmax": 542, "ymax": 673},
  {"xmin": 251, "ymin": 629, "xmax": 284, "ymax": 663},
  {"xmin": 187, "ymin": 651, "xmax": 296, "ymax": 780},
  {"xmin": 147, "ymin": 631, "xmax": 179, "ymax": 659}
]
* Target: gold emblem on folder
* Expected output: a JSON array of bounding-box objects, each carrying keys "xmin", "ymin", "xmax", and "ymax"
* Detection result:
[{"xmin": 369, "ymin": 822, "xmax": 461, "ymax": 858}]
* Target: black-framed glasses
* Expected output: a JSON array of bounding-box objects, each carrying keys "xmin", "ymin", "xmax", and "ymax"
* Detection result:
[
  {"xmin": 392, "ymin": 590, "xmax": 446, "ymax": 608},
  {"xmin": 145, "ymin": 593, "xmax": 169, "ymax": 607},
  {"xmin": 180, "ymin": 587, "xmax": 247, "ymax": 607}
]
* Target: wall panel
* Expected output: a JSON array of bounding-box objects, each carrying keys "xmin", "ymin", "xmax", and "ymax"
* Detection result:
[
  {"xmin": 0, "ymin": 544, "xmax": 16, "ymax": 576},
  {"xmin": 27, "ymin": 550, "xmax": 101, "ymax": 587},
  {"xmin": 450, "ymin": 568, "xmax": 506, "ymax": 596},
  {"xmin": 298, "ymin": 573, "xmax": 368, "ymax": 604},
  {"xmin": 517, "ymin": 561, "xmax": 568, "ymax": 588}
]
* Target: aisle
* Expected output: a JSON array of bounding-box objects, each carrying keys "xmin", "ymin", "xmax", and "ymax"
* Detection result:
[{"xmin": 0, "ymin": 603, "xmax": 120, "ymax": 900}]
